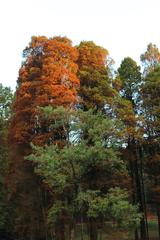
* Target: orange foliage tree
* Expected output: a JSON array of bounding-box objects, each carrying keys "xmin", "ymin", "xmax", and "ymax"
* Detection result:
[
  {"xmin": 8, "ymin": 36, "xmax": 79, "ymax": 240},
  {"xmin": 11, "ymin": 36, "xmax": 79, "ymax": 145}
]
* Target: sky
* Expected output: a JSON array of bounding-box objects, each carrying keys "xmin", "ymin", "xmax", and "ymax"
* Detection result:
[{"xmin": 1, "ymin": 0, "xmax": 160, "ymax": 90}]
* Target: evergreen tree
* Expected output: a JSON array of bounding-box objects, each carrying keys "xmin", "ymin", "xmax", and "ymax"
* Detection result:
[
  {"xmin": 141, "ymin": 66, "xmax": 160, "ymax": 238},
  {"xmin": 27, "ymin": 106, "xmax": 141, "ymax": 240},
  {"xmin": 118, "ymin": 57, "xmax": 141, "ymax": 108},
  {"xmin": 118, "ymin": 57, "xmax": 149, "ymax": 240},
  {"xmin": 0, "ymin": 84, "xmax": 13, "ymax": 238},
  {"xmin": 76, "ymin": 41, "xmax": 122, "ymax": 239}
]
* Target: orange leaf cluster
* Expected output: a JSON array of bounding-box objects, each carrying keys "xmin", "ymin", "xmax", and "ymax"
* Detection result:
[{"xmin": 10, "ymin": 36, "xmax": 79, "ymax": 145}]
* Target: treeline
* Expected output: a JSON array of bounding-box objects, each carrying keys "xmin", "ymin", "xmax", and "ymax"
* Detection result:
[{"xmin": 0, "ymin": 37, "xmax": 160, "ymax": 240}]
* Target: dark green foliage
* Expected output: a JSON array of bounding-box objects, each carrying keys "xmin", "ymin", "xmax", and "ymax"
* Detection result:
[
  {"xmin": 118, "ymin": 57, "xmax": 141, "ymax": 106},
  {"xmin": 77, "ymin": 41, "xmax": 116, "ymax": 110},
  {"xmin": 27, "ymin": 107, "xmax": 141, "ymax": 234},
  {"xmin": 142, "ymin": 66, "xmax": 160, "ymax": 139},
  {"xmin": 0, "ymin": 84, "xmax": 13, "ymax": 230},
  {"xmin": 142, "ymin": 66, "xmax": 160, "ymax": 238}
]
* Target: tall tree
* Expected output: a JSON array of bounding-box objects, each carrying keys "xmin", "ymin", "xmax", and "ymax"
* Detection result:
[
  {"xmin": 0, "ymin": 84, "xmax": 13, "ymax": 238},
  {"xmin": 76, "ymin": 41, "xmax": 120, "ymax": 239},
  {"xmin": 8, "ymin": 36, "xmax": 79, "ymax": 240},
  {"xmin": 118, "ymin": 57, "xmax": 149, "ymax": 240},
  {"xmin": 141, "ymin": 66, "xmax": 160, "ymax": 238}
]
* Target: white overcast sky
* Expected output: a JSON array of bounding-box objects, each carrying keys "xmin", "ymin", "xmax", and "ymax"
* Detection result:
[{"xmin": 1, "ymin": 0, "xmax": 160, "ymax": 90}]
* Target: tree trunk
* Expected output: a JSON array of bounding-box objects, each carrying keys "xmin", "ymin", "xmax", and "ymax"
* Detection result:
[
  {"xmin": 134, "ymin": 229, "xmax": 139, "ymax": 240},
  {"xmin": 80, "ymin": 213, "xmax": 84, "ymax": 240},
  {"xmin": 156, "ymin": 206, "xmax": 160, "ymax": 240},
  {"xmin": 135, "ymin": 157, "xmax": 147, "ymax": 240},
  {"xmin": 89, "ymin": 220, "xmax": 98, "ymax": 240},
  {"xmin": 69, "ymin": 225, "xmax": 75, "ymax": 240},
  {"xmin": 129, "ymin": 156, "xmax": 139, "ymax": 240},
  {"xmin": 55, "ymin": 220, "xmax": 65, "ymax": 240},
  {"xmin": 128, "ymin": 140, "xmax": 149, "ymax": 240},
  {"xmin": 139, "ymin": 146, "xmax": 149, "ymax": 240}
]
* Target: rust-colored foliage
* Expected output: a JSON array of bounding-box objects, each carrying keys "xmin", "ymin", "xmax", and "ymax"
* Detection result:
[
  {"xmin": 8, "ymin": 36, "xmax": 79, "ymax": 240},
  {"xmin": 77, "ymin": 41, "xmax": 108, "ymax": 70},
  {"xmin": 10, "ymin": 36, "xmax": 79, "ymax": 145}
]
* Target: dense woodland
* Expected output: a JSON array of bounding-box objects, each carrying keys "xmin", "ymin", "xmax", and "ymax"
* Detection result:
[{"xmin": 0, "ymin": 37, "xmax": 160, "ymax": 240}]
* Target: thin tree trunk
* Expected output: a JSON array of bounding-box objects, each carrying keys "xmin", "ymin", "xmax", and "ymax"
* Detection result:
[
  {"xmin": 89, "ymin": 220, "xmax": 98, "ymax": 240},
  {"xmin": 134, "ymin": 229, "xmax": 139, "ymax": 240},
  {"xmin": 134, "ymin": 157, "xmax": 146, "ymax": 240},
  {"xmin": 80, "ymin": 212, "xmax": 84, "ymax": 240},
  {"xmin": 55, "ymin": 220, "xmax": 65, "ymax": 240},
  {"xmin": 127, "ymin": 140, "xmax": 148, "ymax": 240},
  {"xmin": 156, "ymin": 206, "xmax": 160, "ymax": 240},
  {"xmin": 139, "ymin": 146, "xmax": 149, "ymax": 240},
  {"xmin": 133, "ymin": 142, "xmax": 149, "ymax": 240},
  {"xmin": 129, "ymin": 155, "xmax": 139, "ymax": 240},
  {"xmin": 69, "ymin": 224, "xmax": 76, "ymax": 240}
]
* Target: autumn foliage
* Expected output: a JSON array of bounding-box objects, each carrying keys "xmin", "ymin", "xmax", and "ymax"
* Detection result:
[
  {"xmin": 10, "ymin": 36, "xmax": 79, "ymax": 145},
  {"xmin": 2, "ymin": 37, "xmax": 160, "ymax": 240},
  {"xmin": 7, "ymin": 36, "xmax": 80, "ymax": 240}
]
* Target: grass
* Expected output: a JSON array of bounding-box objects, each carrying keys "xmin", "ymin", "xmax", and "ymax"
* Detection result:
[
  {"xmin": 148, "ymin": 219, "xmax": 158, "ymax": 240},
  {"xmin": 75, "ymin": 223, "xmax": 133, "ymax": 240},
  {"xmin": 74, "ymin": 219, "xmax": 159, "ymax": 240}
]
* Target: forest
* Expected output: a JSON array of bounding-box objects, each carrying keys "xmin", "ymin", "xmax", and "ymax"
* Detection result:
[{"xmin": 0, "ymin": 36, "xmax": 160, "ymax": 240}]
